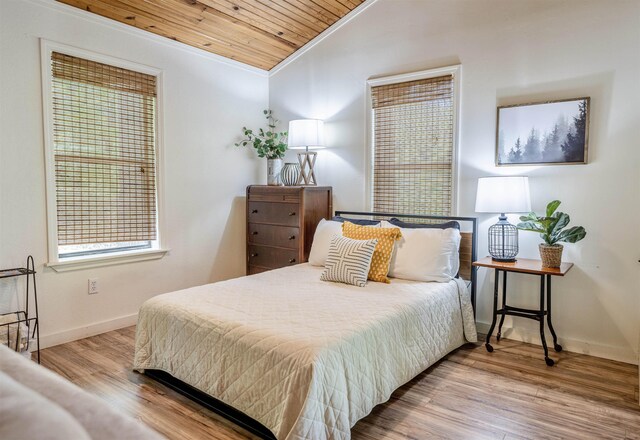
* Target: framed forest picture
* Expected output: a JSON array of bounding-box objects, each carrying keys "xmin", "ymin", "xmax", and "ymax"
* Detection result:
[{"xmin": 496, "ymin": 97, "xmax": 590, "ymax": 166}]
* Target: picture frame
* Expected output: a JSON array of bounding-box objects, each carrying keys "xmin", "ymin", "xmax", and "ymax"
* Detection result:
[{"xmin": 496, "ymin": 97, "xmax": 590, "ymax": 166}]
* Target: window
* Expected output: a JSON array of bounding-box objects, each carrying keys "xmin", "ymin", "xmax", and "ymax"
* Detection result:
[
  {"xmin": 42, "ymin": 42, "xmax": 166, "ymax": 271},
  {"xmin": 368, "ymin": 66, "xmax": 460, "ymax": 217}
]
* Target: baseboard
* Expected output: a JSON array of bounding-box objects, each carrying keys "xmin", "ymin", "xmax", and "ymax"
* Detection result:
[
  {"xmin": 39, "ymin": 313, "xmax": 138, "ymax": 349},
  {"xmin": 35, "ymin": 316, "xmax": 639, "ymax": 365},
  {"xmin": 476, "ymin": 322, "xmax": 639, "ymax": 365}
]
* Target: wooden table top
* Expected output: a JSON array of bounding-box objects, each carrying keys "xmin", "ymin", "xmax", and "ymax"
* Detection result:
[{"xmin": 472, "ymin": 256, "xmax": 574, "ymax": 276}]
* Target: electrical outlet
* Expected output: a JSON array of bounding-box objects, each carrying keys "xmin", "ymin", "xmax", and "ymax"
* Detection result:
[{"xmin": 88, "ymin": 278, "xmax": 99, "ymax": 294}]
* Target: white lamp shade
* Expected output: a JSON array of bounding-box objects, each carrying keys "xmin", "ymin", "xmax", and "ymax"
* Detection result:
[
  {"xmin": 288, "ymin": 119, "xmax": 325, "ymax": 149},
  {"xmin": 475, "ymin": 176, "xmax": 531, "ymax": 213}
]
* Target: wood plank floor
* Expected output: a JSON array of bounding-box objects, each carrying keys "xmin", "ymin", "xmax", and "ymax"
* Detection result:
[{"xmin": 40, "ymin": 326, "xmax": 640, "ymax": 439}]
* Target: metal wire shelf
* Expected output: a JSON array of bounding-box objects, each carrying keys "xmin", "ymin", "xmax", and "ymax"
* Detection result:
[
  {"xmin": 0, "ymin": 267, "xmax": 36, "ymax": 279},
  {"xmin": 0, "ymin": 256, "xmax": 40, "ymax": 363}
]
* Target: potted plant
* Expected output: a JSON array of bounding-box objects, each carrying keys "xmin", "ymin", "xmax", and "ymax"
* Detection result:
[
  {"xmin": 235, "ymin": 110, "xmax": 288, "ymax": 185},
  {"xmin": 517, "ymin": 200, "xmax": 586, "ymax": 268}
]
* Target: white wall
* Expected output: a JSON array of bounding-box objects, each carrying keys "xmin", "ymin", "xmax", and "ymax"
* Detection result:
[
  {"xmin": 269, "ymin": 0, "xmax": 640, "ymax": 363},
  {"xmin": 0, "ymin": 0, "xmax": 269, "ymax": 346}
]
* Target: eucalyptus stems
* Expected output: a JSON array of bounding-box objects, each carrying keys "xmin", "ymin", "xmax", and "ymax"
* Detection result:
[{"xmin": 235, "ymin": 110, "xmax": 288, "ymax": 159}]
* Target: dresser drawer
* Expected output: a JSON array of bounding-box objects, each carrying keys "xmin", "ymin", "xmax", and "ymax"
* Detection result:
[
  {"xmin": 248, "ymin": 186, "xmax": 301, "ymax": 203},
  {"xmin": 248, "ymin": 265, "xmax": 271, "ymax": 275},
  {"xmin": 248, "ymin": 224, "xmax": 299, "ymax": 249},
  {"xmin": 248, "ymin": 245, "xmax": 299, "ymax": 269},
  {"xmin": 248, "ymin": 202, "xmax": 300, "ymax": 226}
]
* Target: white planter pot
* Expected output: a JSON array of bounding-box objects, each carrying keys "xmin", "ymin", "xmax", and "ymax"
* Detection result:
[{"xmin": 267, "ymin": 158, "xmax": 283, "ymax": 186}]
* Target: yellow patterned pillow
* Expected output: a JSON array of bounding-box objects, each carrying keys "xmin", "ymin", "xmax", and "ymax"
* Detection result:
[{"xmin": 342, "ymin": 221, "xmax": 402, "ymax": 283}]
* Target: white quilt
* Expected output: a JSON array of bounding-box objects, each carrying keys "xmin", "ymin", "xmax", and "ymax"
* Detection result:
[{"xmin": 133, "ymin": 264, "xmax": 476, "ymax": 440}]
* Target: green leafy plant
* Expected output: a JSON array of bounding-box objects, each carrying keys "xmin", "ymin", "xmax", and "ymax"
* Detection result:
[
  {"xmin": 517, "ymin": 200, "xmax": 587, "ymax": 246},
  {"xmin": 235, "ymin": 110, "xmax": 288, "ymax": 159}
]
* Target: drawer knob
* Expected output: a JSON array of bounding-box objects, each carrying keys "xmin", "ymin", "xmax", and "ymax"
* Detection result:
[
  {"xmin": 288, "ymin": 258, "xmax": 296, "ymax": 263},
  {"xmin": 288, "ymin": 211, "xmax": 296, "ymax": 216},
  {"xmin": 288, "ymin": 235, "xmax": 296, "ymax": 240},
  {"xmin": 252, "ymin": 209, "xmax": 258, "ymax": 214},
  {"xmin": 252, "ymin": 231, "xmax": 259, "ymax": 235},
  {"xmin": 251, "ymin": 253, "xmax": 259, "ymax": 257}
]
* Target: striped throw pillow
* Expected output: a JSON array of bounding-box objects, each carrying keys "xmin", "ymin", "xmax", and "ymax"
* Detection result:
[{"xmin": 320, "ymin": 235, "xmax": 378, "ymax": 287}]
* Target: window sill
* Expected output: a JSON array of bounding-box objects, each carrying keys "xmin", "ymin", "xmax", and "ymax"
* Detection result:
[{"xmin": 47, "ymin": 248, "xmax": 170, "ymax": 273}]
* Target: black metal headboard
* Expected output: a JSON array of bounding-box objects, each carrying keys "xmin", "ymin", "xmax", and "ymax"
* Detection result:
[{"xmin": 334, "ymin": 210, "xmax": 478, "ymax": 315}]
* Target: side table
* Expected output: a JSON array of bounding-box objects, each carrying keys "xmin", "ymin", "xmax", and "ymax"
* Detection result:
[{"xmin": 472, "ymin": 256, "xmax": 573, "ymax": 366}]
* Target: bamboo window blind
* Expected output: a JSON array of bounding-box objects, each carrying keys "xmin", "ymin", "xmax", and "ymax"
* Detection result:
[
  {"xmin": 51, "ymin": 52, "xmax": 158, "ymax": 247},
  {"xmin": 371, "ymin": 75, "xmax": 454, "ymax": 217}
]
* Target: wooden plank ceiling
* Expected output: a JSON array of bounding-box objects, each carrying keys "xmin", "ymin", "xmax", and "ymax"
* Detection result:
[{"xmin": 57, "ymin": 0, "xmax": 366, "ymax": 70}]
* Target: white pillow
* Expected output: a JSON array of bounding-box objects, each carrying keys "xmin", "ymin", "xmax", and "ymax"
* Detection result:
[
  {"xmin": 320, "ymin": 235, "xmax": 378, "ymax": 287},
  {"xmin": 380, "ymin": 220, "xmax": 461, "ymax": 282},
  {"xmin": 308, "ymin": 219, "xmax": 344, "ymax": 266}
]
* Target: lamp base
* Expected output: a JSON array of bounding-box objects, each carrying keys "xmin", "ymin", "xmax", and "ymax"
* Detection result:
[
  {"xmin": 487, "ymin": 214, "xmax": 519, "ymax": 262},
  {"xmin": 295, "ymin": 151, "xmax": 318, "ymax": 186},
  {"xmin": 491, "ymin": 256, "xmax": 517, "ymax": 263}
]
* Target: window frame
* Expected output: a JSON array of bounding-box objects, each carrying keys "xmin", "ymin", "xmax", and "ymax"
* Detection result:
[
  {"xmin": 41, "ymin": 40, "xmax": 168, "ymax": 272},
  {"xmin": 365, "ymin": 65, "xmax": 462, "ymax": 215}
]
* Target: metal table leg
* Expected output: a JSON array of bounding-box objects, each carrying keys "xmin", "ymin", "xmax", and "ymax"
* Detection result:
[
  {"xmin": 485, "ymin": 268, "xmax": 499, "ymax": 352},
  {"xmin": 496, "ymin": 271, "xmax": 507, "ymax": 341},
  {"xmin": 539, "ymin": 275, "xmax": 554, "ymax": 366},
  {"xmin": 546, "ymin": 274, "xmax": 562, "ymax": 352}
]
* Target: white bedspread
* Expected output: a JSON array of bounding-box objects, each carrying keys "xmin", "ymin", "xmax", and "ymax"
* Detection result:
[{"xmin": 134, "ymin": 264, "xmax": 476, "ymax": 440}]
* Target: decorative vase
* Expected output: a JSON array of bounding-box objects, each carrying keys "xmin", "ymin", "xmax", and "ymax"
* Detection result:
[
  {"xmin": 266, "ymin": 158, "xmax": 283, "ymax": 186},
  {"xmin": 539, "ymin": 244, "xmax": 563, "ymax": 268},
  {"xmin": 280, "ymin": 162, "xmax": 300, "ymax": 186}
]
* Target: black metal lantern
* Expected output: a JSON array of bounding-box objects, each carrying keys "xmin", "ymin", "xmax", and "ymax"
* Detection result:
[{"xmin": 488, "ymin": 214, "xmax": 519, "ymax": 262}]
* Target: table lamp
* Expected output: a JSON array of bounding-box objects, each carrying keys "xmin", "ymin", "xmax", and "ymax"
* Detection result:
[
  {"xmin": 288, "ymin": 119, "xmax": 324, "ymax": 185},
  {"xmin": 475, "ymin": 176, "xmax": 531, "ymax": 262}
]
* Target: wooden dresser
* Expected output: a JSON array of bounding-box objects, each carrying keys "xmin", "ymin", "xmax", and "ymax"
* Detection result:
[{"xmin": 246, "ymin": 185, "xmax": 332, "ymax": 275}]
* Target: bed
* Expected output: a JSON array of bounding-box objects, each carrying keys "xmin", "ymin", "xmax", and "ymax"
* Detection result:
[{"xmin": 134, "ymin": 212, "xmax": 478, "ymax": 440}]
